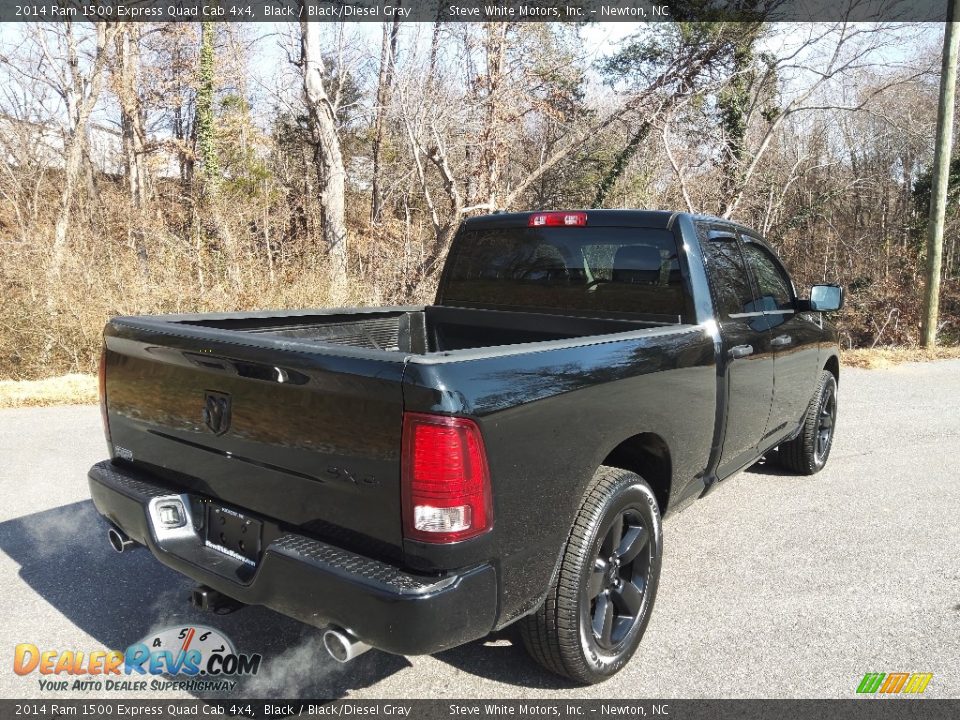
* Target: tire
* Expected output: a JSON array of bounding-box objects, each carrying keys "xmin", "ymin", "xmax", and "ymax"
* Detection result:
[
  {"xmin": 519, "ymin": 466, "xmax": 662, "ymax": 684},
  {"xmin": 777, "ymin": 370, "xmax": 838, "ymax": 475}
]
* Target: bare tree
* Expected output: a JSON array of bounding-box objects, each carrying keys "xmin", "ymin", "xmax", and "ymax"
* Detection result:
[
  {"xmin": 371, "ymin": 16, "xmax": 400, "ymax": 224},
  {"xmin": 718, "ymin": 23, "xmax": 932, "ymax": 219},
  {"xmin": 39, "ymin": 21, "xmax": 121, "ymax": 279},
  {"xmin": 398, "ymin": 23, "xmax": 737, "ymax": 288},
  {"xmin": 662, "ymin": 112, "xmax": 695, "ymax": 213},
  {"xmin": 300, "ymin": 19, "xmax": 348, "ymax": 295},
  {"xmin": 153, "ymin": 24, "xmax": 199, "ymax": 184},
  {"xmin": 399, "ymin": 104, "xmax": 465, "ymax": 283},
  {"xmin": 500, "ymin": 32, "xmax": 737, "ymax": 210},
  {"xmin": 475, "ymin": 22, "xmax": 510, "ymax": 209},
  {"xmin": 114, "ymin": 23, "xmax": 149, "ymax": 208}
]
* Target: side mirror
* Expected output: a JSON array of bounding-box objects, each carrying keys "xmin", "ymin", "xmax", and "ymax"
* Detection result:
[{"xmin": 809, "ymin": 284, "xmax": 843, "ymax": 312}]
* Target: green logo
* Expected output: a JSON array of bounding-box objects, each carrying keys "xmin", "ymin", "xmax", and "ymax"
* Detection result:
[{"xmin": 857, "ymin": 672, "xmax": 932, "ymax": 694}]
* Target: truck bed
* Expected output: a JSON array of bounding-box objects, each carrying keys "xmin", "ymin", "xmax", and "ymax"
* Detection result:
[
  {"xmin": 176, "ymin": 305, "xmax": 668, "ymax": 355},
  {"xmin": 100, "ymin": 305, "xmax": 682, "ymax": 567}
]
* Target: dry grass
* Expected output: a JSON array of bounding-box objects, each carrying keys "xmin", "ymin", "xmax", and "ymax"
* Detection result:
[
  {"xmin": 841, "ymin": 346, "xmax": 960, "ymax": 370},
  {"xmin": 0, "ymin": 373, "xmax": 97, "ymax": 408},
  {"xmin": 0, "ymin": 179, "xmax": 434, "ymax": 382}
]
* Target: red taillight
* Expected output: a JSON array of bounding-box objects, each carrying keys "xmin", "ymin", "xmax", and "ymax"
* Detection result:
[
  {"xmin": 98, "ymin": 346, "xmax": 112, "ymax": 451},
  {"xmin": 528, "ymin": 211, "xmax": 587, "ymax": 227},
  {"xmin": 401, "ymin": 412, "xmax": 493, "ymax": 543}
]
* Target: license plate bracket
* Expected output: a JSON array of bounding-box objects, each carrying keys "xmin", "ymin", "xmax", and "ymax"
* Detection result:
[{"xmin": 205, "ymin": 504, "xmax": 262, "ymax": 565}]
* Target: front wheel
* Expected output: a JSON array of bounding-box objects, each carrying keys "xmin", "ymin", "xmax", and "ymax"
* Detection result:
[
  {"xmin": 777, "ymin": 370, "xmax": 838, "ymax": 475},
  {"xmin": 519, "ymin": 466, "xmax": 662, "ymax": 684}
]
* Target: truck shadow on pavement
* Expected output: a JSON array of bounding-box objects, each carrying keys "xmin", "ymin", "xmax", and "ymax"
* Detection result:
[
  {"xmin": 434, "ymin": 637, "xmax": 572, "ymax": 691},
  {"xmin": 0, "ymin": 500, "xmax": 410, "ymax": 700},
  {"xmin": 744, "ymin": 455, "xmax": 795, "ymax": 477}
]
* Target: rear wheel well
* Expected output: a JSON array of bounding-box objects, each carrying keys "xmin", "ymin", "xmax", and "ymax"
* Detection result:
[
  {"xmin": 824, "ymin": 354, "xmax": 840, "ymax": 385},
  {"xmin": 601, "ymin": 433, "xmax": 672, "ymax": 514}
]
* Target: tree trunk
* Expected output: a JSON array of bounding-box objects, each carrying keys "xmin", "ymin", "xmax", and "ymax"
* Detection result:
[
  {"xmin": 192, "ymin": 22, "xmax": 241, "ymax": 285},
  {"xmin": 922, "ymin": 1, "xmax": 960, "ymax": 348},
  {"xmin": 503, "ymin": 37, "xmax": 730, "ymax": 211},
  {"xmin": 477, "ymin": 23, "xmax": 509, "ymax": 209},
  {"xmin": 168, "ymin": 28, "xmax": 193, "ymax": 185},
  {"xmin": 195, "ymin": 22, "xmax": 219, "ymax": 189},
  {"xmin": 116, "ymin": 23, "xmax": 149, "ymax": 209},
  {"xmin": 593, "ymin": 121, "xmax": 650, "ymax": 207},
  {"xmin": 716, "ymin": 43, "xmax": 754, "ymax": 217},
  {"xmin": 49, "ymin": 21, "xmax": 117, "ymax": 281},
  {"xmin": 300, "ymin": 18, "xmax": 349, "ymax": 296},
  {"xmin": 426, "ymin": 12, "xmax": 442, "ymax": 97},
  {"xmin": 371, "ymin": 16, "xmax": 400, "ymax": 224}
]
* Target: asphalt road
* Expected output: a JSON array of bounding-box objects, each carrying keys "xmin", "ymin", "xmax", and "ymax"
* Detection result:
[{"xmin": 1, "ymin": 360, "xmax": 958, "ymax": 701}]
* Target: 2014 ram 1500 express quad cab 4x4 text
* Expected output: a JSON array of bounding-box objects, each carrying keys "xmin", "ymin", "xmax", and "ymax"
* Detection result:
[{"xmin": 89, "ymin": 210, "xmax": 843, "ymax": 683}]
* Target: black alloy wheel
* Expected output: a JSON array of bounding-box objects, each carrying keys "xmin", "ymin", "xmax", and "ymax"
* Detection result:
[
  {"xmin": 777, "ymin": 370, "xmax": 838, "ymax": 475},
  {"xmin": 814, "ymin": 380, "xmax": 837, "ymax": 464},
  {"xmin": 519, "ymin": 466, "xmax": 662, "ymax": 684},
  {"xmin": 586, "ymin": 509, "xmax": 652, "ymax": 651}
]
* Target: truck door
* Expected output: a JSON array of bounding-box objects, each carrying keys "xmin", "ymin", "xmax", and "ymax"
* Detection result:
[
  {"xmin": 739, "ymin": 236, "xmax": 823, "ymax": 443},
  {"xmin": 698, "ymin": 225, "xmax": 775, "ymax": 478}
]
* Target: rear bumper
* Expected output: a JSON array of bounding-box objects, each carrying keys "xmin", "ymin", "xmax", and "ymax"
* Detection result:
[{"xmin": 87, "ymin": 460, "xmax": 498, "ymax": 656}]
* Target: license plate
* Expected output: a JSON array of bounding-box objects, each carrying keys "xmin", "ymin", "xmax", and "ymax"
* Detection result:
[{"xmin": 205, "ymin": 504, "xmax": 262, "ymax": 566}]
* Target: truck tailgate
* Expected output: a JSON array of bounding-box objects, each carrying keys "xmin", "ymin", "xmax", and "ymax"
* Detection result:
[{"xmin": 102, "ymin": 319, "xmax": 407, "ymax": 555}]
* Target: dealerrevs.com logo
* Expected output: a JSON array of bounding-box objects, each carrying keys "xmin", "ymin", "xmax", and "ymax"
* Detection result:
[{"xmin": 13, "ymin": 625, "xmax": 262, "ymax": 693}]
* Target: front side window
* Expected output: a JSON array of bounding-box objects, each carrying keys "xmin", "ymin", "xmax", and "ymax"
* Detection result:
[
  {"xmin": 740, "ymin": 242, "xmax": 794, "ymax": 312},
  {"xmin": 698, "ymin": 225, "xmax": 756, "ymax": 320}
]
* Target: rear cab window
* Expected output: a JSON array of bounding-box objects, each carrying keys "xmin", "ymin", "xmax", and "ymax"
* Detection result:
[{"xmin": 440, "ymin": 226, "xmax": 694, "ymax": 323}]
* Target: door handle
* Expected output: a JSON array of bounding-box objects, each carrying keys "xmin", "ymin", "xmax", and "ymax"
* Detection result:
[
  {"xmin": 771, "ymin": 334, "xmax": 793, "ymax": 348},
  {"xmin": 729, "ymin": 344, "xmax": 754, "ymax": 359}
]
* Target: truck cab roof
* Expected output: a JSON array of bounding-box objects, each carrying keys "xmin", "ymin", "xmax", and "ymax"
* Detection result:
[{"xmin": 461, "ymin": 210, "xmax": 763, "ymax": 236}]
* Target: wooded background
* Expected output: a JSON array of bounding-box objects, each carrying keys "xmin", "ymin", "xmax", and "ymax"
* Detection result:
[{"xmin": 1, "ymin": 19, "xmax": 957, "ymax": 380}]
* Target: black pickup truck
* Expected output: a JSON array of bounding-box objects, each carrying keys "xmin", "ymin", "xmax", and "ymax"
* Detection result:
[{"xmin": 89, "ymin": 210, "xmax": 843, "ymax": 684}]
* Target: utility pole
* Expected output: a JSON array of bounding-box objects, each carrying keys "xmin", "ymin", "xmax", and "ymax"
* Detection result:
[{"xmin": 922, "ymin": 0, "xmax": 960, "ymax": 348}]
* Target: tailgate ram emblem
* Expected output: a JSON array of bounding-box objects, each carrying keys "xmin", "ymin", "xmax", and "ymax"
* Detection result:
[{"xmin": 202, "ymin": 391, "xmax": 232, "ymax": 435}]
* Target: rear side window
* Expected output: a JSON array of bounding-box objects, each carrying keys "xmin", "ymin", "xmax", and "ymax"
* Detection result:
[
  {"xmin": 698, "ymin": 227, "xmax": 756, "ymax": 320},
  {"xmin": 441, "ymin": 226, "xmax": 692, "ymax": 322}
]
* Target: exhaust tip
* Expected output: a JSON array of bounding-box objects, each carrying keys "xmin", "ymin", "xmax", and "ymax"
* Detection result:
[
  {"xmin": 323, "ymin": 628, "xmax": 370, "ymax": 664},
  {"xmin": 108, "ymin": 527, "xmax": 134, "ymax": 553},
  {"xmin": 323, "ymin": 630, "xmax": 350, "ymax": 663}
]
